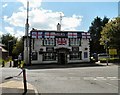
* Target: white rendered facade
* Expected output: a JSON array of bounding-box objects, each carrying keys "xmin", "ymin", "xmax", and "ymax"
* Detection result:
[{"xmin": 25, "ymin": 29, "xmax": 91, "ymax": 65}]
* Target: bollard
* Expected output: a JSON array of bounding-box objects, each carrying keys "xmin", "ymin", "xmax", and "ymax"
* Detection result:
[
  {"xmin": 9, "ymin": 61, "xmax": 12, "ymax": 67},
  {"xmin": 22, "ymin": 69, "xmax": 27, "ymax": 94}
]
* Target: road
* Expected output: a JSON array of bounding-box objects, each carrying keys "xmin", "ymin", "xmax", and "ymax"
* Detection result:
[{"xmin": 1, "ymin": 64, "xmax": 119, "ymax": 94}]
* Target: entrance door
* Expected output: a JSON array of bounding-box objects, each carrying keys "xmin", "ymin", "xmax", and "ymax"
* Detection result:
[{"xmin": 58, "ymin": 53, "xmax": 66, "ymax": 64}]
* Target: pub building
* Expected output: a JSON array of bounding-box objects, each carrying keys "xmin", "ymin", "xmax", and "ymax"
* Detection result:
[{"xmin": 24, "ymin": 23, "xmax": 90, "ymax": 65}]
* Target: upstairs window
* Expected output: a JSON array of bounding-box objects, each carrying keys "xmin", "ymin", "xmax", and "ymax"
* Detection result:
[
  {"xmin": 43, "ymin": 38, "xmax": 55, "ymax": 46},
  {"xmin": 69, "ymin": 38, "xmax": 81, "ymax": 46}
]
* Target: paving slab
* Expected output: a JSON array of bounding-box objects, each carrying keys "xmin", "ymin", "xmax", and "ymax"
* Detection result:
[{"xmin": 0, "ymin": 80, "xmax": 38, "ymax": 95}]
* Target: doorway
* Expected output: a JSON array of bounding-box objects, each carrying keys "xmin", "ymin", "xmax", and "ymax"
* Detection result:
[
  {"xmin": 58, "ymin": 53, "xmax": 66, "ymax": 64},
  {"xmin": 55, "ymin": 47, "xmax": 70, "ymax": 64}
]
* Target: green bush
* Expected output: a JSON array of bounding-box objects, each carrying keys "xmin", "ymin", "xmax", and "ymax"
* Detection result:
[
  {"xmin": 100, "ymin": 57, "xmax": 120, "ymax": 63},
  {"xmin": 100, "ymin": 58, "xmax": 107, "ymax": 63}
]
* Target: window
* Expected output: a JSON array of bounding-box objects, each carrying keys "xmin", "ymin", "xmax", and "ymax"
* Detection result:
[
  {"xmin": 69, "ymin": 38, "xmax": 81, "ymax": 46},
  {"xmin": 43, "ymin": 53, "xmax": 56, "ymax": 61},
  {"xmin": 43, "ymin": 38, "xmax": 55, "ymax": 46},
  {"xmin": 56, "ymin": 38, "xmax": 67, "ymax": 45},
  {"xmin": 31, "ymin": 52, "xmax": 38, "ymax": 60},
  {"xmin": 69, "ymin": 52, "xmax": 82, "ymax": 60},
  {"xmin": 72, "ymin": 47, "xmax": 79, "ymax": 51},
  {"xmin": 84, "ymin": 52, "xmax": 88, "ymax": 58}
]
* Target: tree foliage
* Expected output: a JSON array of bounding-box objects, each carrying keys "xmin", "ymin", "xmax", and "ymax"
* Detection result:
[
  {"xmin": 1, "ymin": 33, "xmax": 17, "ymax": 50},
  {"xmin": 100, "ymin": 17, "xmax": 120, "ymax": 56},
  {"xmin": 89, "ymin": 16, "xmax": 109, "ymax": 54},
  {"xmin": 12, "ymin": 37, "xmax": 24, "ymax": 56},
  {"xmin": 1, "ymin": 33, "xmax": 24, "ymax": 57}
]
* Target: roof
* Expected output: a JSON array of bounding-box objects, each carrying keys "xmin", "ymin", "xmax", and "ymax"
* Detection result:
[
  {"xmin": 0, "ymin": 46, "xmax": 8, "ymax": 52},
  {"xmin": 30, "ymin": 28, "xmax": 85, "ymax": 33}
]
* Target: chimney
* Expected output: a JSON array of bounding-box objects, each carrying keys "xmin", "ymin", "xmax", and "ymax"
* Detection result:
[{"xmin": 57, "ymin": 23, "xmax": 61, "ymax": 31}]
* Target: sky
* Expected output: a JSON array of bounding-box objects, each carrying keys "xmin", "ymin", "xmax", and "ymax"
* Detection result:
[{"xmin": 0, "ymin": 0, "xmax": 119, "ymax": 38}]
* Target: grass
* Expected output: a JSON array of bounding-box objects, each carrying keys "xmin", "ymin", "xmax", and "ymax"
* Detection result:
[
  {"xmin": 0, "ymin": 57, "xmax": 25, "ymax": 68},
  {"xmin": 100, "ymin": 57, "xmax": 120, "ymax": 63}
]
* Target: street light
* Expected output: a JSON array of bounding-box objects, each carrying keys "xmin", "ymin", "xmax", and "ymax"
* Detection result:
[{"xmin": 105, "ymin": 40, "xmax": 108, "ymax": 65}]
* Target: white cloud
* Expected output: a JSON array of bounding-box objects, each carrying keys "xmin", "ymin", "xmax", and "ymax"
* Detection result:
[
  {"xmin": 5, "ymin": 27, "xmax": 15, "ymax": 35},
  {"xmin": 5, "ymin": 26, "xmax": 24, "ymax": 38},
  {"xmin": 4, "ymin": 0, "xmax": 83, "ymax": 33},
  {"xmin": 0, "ymin": 31, "xmax": 3, "ymax": 36},
  {"xmin": 2, "ymin": 3, "xmax": 8, "ymax": 8},
  {"xmin": 5, "ymin": 11, "xmax": 26, "ymax": 27},
  {"xmin": 16, "ymin": 30, "xmax": 25, "ymax": 38},
  {"xmin": 62, "ymin": 15, "xmax": 83, "ymax": 30}
]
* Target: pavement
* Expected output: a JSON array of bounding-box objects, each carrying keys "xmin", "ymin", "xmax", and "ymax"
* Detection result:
[
  {"xmin": 0, "ymin": 80, "xmax": 39, "ymax": 95},
  {"xmin": 0, "ymin": 61, "xmax": 39, "ymax": 95}
]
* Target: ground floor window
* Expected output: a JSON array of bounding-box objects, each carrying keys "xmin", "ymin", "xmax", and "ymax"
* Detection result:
[
  {"xmin": 69, "ymin": 52, "xmax": 82, "ymax": 60},
  {"xmin": 84, "ymin": 52, "xmax": 88, "ymax": 58},
  {"xmin": 31, "ymin": 52, "xmax": 38, "ymax": 60},
  {"xmin": 43, "ymin": 52, "xmax": 56, "ymax": 61}
]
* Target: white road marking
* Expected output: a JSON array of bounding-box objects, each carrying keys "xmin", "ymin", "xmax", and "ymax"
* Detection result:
[
  {"xmin": 96, "ymin": 77, "xmax": 107, "ymax": 80},
  {"xmin": 107, "ymin": 77, "xmax": 119, "ymax": 80},
  {"xmin": 83, "ymin": 77, "xmax": 119, "ymax": 81},
  {"xmin": 83, "ymin": 77, "xmax": 94, "ymax": 80}
]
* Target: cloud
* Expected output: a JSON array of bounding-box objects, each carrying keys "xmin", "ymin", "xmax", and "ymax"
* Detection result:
[
  {"xmin": 62, "ymin": 15, "xmax": 83, "ymax": 30},
  {"xmin": 2, "ymin": 3, "xmax": 8, "ymax": 8},
  {"xmin": 0, "ymin": 31, "xmax": 3, "ymax": 36},
  {"xmin": 5, "ymin": 27, "xmax": 15, "ymax": 35},
  {"xmin": 16, "ymin": 30, "xmax": 25, "ymax": 38},
  {"xmin": 5, "ymin": 11, "xmax": 26, "ymax": 27},
  {"xmin": 4, "ymin": 26, "xmax": 24, "ymax": 38},
  {"xmin": 4, "ymin": 0, "xmax": 83, "ymax": 34}
]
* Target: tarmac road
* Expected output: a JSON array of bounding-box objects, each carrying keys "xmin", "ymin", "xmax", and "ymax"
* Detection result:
[
  {"xmin": 26, "ymin": 64, "xmax": 119, "ymax": 94},
  {"xmin": 1, "ymin": 63, "xmax": 119, "ymax": 95}
]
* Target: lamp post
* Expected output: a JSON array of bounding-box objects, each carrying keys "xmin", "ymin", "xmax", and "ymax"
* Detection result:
[{"xmin": 105, "ymin": 40, "xmax": 108, "ymax": 65}]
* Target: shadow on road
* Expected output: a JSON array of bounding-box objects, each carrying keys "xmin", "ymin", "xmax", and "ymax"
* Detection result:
[{"xmin": 24, "ymin": 63, "xmax": 105, "ymax": 70}]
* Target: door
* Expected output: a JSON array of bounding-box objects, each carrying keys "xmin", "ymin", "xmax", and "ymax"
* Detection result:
[{"xmin": 58, "ymin": 53, "xmax": 66, "ymax": 64}]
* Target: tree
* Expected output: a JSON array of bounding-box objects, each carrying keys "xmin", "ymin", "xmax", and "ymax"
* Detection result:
[
  {"xmin": 89, "ymin": 16, "xmax": 109, "ymax": 54},
  {"xmin": 12, "ymin": 37, "xmax": 24, "ymax": 57},
  {"xmin": 100, "ymin": 17, "xmax": 120, "ymax": 58},
  {"xmin": 1, "ymin": 33, "xmax": 17, "ymax": 51}
]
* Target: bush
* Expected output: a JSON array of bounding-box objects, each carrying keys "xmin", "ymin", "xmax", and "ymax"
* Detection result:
[
  {"xmin": 100, "ymin": 57, "xmax": 120, "ymax": 63},
  {"xmin": 100, "ymin": 58, "xmax": 107, "ymax": 63}
]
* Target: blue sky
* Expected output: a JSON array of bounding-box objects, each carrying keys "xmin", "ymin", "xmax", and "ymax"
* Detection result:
[
  {"xmin": 41, "ymin": 2, "xmax": 118, "ymax": 30},
  {"xmin": 0, "ymin": 0, "xmax": 119, "ymax": 38}
]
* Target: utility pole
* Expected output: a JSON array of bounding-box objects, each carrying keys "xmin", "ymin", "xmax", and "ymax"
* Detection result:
[{"xmin": 24, "ymin": 1, "xmax": 29, "ymax": 65}]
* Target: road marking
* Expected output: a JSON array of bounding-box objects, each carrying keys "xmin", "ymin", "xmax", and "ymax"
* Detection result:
[
  {"xmin": 83, "ymin": 77, "xmax": 119, "ymax": 81},
  {"xmin": 96, "ymin": 77, "xmax": 107, "ymax": 80},
  {"xmin": 83, "ymin": 77, "xmax": 95, "ymax": 80},
  {"xmin": 107, "ymin": 77, "xmax": 119, "ymax": 80},
  {"xmin": 107, "ymin": 77, "xmax": 117, "ymax": 79}
]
